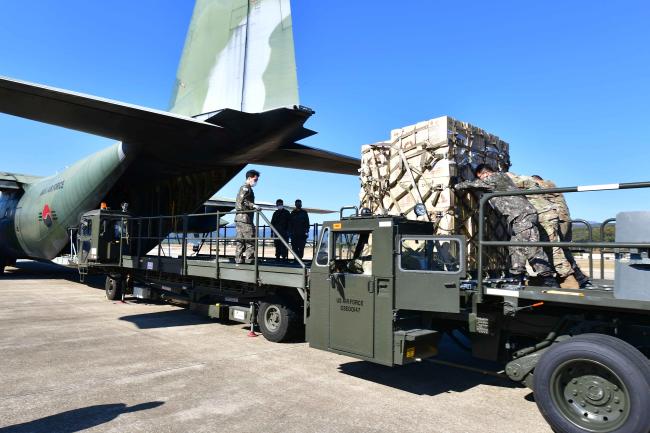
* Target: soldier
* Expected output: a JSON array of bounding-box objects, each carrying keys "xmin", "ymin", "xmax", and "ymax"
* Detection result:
[
  {"xmin": 289, "ymin": 199, "xmax": 310, "ymax": 259},
  {"xmin": 531, "ymin": 175, "xmax": 593, "ymax": 288},
  {"xmin": 508, "ymin": 173, "xmax": 579, "ymax": 288},
  {"xmin": 455, "ymin": 164, "xmax": 558, "ymax": 287},
  {"xmin": 234, "ymin": 169, "xmax": 260, "ymax": 264},
  {"xmin": 271, "ymin": 199, "xmax": 291, "ymax": 260}
]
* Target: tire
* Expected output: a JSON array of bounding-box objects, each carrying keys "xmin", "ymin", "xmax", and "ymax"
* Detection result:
[
  {"xmin": 105, "ymin": 276, "xmax": 123, "ymax": 301},
  {"xmin": 257, "ymin": 298, "xmax": 297, "ymax": 343},
  {"xmin": 533, "ymin": 333, "xmax": 650, "ymax": 433}
]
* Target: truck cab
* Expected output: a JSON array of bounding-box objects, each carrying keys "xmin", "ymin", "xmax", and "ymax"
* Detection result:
[
  {"xmin": 77, "ymin": 208, "xmax": 129, "ymax": 267},
  {"xmin": 307, "ymin": 214, "xmax": 466, "ymax": 366}
]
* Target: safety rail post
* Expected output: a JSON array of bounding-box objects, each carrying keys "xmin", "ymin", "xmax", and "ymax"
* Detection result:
[
  {"xmin": 215, "ymin": 211, "xmax": 220, "ymax": 280},
  {"xmin": 209, "ymin": 232, "xmax": 213, "ymax": 258},
  {"xmin": 262, "ymin": 225, "xmax": 267, "ymax": 259},
  {"xmin": 255, "ymin": 210, "xmax": 260, "ymax": 284},
  {"xmin": 118, "ymin": 218, "xmax": 124, "ymax": 267},
  {"xmin": 222, "ymin": 225, "xmax": 227, "ymax": 260},
  {"xmin": 137, "ymin": 219, "xmax": 142, "ymax": 258},
  {"xmin": 600, "ymin": 218, "xmax": 616, "ymax": 280},
  {"xmin": 570, "ymin": 219, "xmax": 594, "ymax": 279},
  {"xmin": 157, "ymin": 216, "xmax": 163, "ymax": 273},
  {"xmin": 181, "ymin": 215, "xmax": 188, "ymax": 276}
]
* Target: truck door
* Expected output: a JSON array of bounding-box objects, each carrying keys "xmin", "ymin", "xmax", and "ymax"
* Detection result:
[
  {"xmin": 395, "ymin": 235, "xmax": 465, "ymax": 313},
  {"xmin": 77, "ymin": 217, "xmax": 93, "ymax": 266},
  {"xmin": 329, "ymin": 231, "xmax": 374, "ymax": 357}
]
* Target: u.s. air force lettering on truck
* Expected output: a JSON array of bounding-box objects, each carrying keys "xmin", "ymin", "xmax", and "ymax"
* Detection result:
[{"xmin": 336, "ymin": 297, "xmax": 363, "ymax": 312}]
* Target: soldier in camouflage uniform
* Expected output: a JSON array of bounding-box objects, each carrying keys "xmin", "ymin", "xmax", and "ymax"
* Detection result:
[
  {"xmin": 235, "ymin": 170, "xmax": 260, "ymax": 264},
  {"xmin": 508, "ymin": 173, "xmax": 577, "ymax": 287},
  {"xmin": 455, "ymin": 164, "xmax": 558, "ymax": 287},
  {"xmin": 532, "ymin": 175, "xmax": 592, "ymax": 288}
]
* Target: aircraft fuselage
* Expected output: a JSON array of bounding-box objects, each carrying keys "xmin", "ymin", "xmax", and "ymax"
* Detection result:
[{"xmin": 1, "ymin": 143, "xmax": 130, "ymax": 263}]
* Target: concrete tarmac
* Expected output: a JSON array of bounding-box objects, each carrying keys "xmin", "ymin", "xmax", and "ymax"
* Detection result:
[{"xmin": 0, "ymin": 261, "xmax": 552, "ymax": 433}]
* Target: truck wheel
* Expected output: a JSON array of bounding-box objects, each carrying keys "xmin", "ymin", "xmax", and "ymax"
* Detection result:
[
  {"xmin": 533, "ymin": 333, "xmax": 650, "ymax": 433},
  {"xmin": 257, "ymin": 298, "xmax": 296, "ymax": 343},
  {"xmin": 105, "ymin": 276, "xmax": 123, "ymax": 301}
]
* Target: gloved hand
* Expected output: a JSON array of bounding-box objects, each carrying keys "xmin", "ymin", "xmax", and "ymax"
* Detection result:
[{"xmin": 253, "ymin": 204, "xmax": 261, "ymax": 210}]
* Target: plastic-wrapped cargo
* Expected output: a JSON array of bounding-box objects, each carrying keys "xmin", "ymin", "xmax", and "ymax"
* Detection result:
[{"xmin": 359, "ymin": 115, "xmax": 511, "ymax": 274}]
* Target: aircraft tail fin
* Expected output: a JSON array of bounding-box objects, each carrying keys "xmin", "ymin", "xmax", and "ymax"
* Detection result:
[{"xmin": 169, "ymin": 0, "xmax": 299, "ymax": 116}]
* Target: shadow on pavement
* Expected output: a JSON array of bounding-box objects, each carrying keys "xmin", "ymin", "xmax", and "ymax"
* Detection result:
[
  {"xmin": 119, "ymin": 309, "xmax": 216, "ymax": 329},
  {"xmin": 0, "ymin": 401, "xmax": 164, "ymax": 433},
  {"xmin": 1, "ymin": 260, "xmax": 105, "ymax": 290},
  {"xmin": 1, "ymin": 260, "xmax": 76, "ymax": 280},
  {"xmin": 338, "ymin": 360, "xmax": 516, "ymax": 396},
  {"xmin": 338, "ymin": 334, "xmax": 518, "ymax": 397}
]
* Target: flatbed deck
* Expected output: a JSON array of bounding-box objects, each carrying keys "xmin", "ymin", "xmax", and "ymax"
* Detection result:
[
  {"xmin": 484, "ymin": 280, "xmax": 650, "ymax": 311},
  {"xmin": 120, "ymin": 254, "xmax": 310, "ymax": 289}
]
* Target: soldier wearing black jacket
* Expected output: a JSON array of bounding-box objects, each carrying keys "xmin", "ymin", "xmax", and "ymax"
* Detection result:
[
  {"xmin": 271, "ymin": 199, "xmax": 291, "ymax": 260},
  {"xmin": 289, "ymin": 199, "xmax": 310, "ymax": 259}
]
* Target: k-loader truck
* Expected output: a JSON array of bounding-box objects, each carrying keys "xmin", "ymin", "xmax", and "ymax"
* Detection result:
[{"xmin": 73, "ymin": 182, "xmax": 650, "ymax": 433}]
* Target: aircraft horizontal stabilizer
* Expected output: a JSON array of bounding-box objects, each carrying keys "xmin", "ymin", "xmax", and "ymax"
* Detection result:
[
  {"xmin": 255, "ymin": 143, "xmax": 360, "ymax": 175},
  {"xmin": 0, "ymin": 172, "xmax": 42, "ymax": 190},
  {"xmin": 0, "ymin": 76, "xmax": 359, "ymax": 175},
  {"xmin": 0, "ymin": 76, "xmax": 225, "ymax": 148}
]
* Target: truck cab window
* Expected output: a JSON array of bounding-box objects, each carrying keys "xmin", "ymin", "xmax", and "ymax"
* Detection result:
[
  {"xmin": 333, "ymin": 231, "xmax": 372, "ymax": 274},
  {"xmin": 80, "ymin": 219, "xmax": 92, "ymax": 237},
  {"xmin": 113, "ymin": 220, "xmax": 123, "ymax": 241},
  {"xmin": 401, "ymin": 238, "xmax": 461, "ymax": 273},
  {"xmin": 316, "ymin": 228, "xmax": 329, "ymax": 266}
]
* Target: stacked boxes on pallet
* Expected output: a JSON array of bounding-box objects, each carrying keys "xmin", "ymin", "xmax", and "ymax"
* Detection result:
[{"xmin": 359, "ymin": 115, "xmax": 511, "ymax": 274}]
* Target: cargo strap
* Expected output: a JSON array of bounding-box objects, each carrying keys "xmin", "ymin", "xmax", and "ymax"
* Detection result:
[{"xmin": 397, "ymin": 146, "xmax": 431, "ymax": 221}]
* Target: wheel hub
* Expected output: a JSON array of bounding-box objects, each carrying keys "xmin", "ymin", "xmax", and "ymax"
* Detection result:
[
  {"xmin": 553, "ymin": 360, "xmax": 629, "ymax": 432},
  {"xmin": 265, "ymin": 306, "xmax": 281, "ymax": 332},
  {"xmin": 584, "ymin": 380, "xmax": 606, "ymax": 403}
]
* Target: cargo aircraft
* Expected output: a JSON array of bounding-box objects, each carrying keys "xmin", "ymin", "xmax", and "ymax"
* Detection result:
[{"xmin": 0, "ymin": 0, "xmax": 359, "ymax": 274}]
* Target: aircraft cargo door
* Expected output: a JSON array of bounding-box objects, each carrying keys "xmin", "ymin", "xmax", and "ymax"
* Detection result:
[{"xmin": 329, "ymin": 231, "xmax": 374, "ymax": 358}]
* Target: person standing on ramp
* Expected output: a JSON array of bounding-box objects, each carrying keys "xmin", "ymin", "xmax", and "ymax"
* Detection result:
[
  {"xmin": 271, "ymin": 199, "xmax": 291, "ymax": 260},
  {"xmin": 235, "ymin": 170, "xmax": 260, "ymax": 264},
  {"xmin": 289, "ymin": 199, "xmax": 310, "ymax": 260}
]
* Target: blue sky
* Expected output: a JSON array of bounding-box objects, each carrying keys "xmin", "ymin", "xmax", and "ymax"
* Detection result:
[{"xmin": 1, "ymin": 0, "xmax": 649, "ymax": 223}]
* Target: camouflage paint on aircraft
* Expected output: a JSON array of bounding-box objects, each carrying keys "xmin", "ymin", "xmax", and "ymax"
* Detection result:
[
  {"xmin": 170, "ymin": 0, "xmax": 299, "ymax": 115},
  {"xmin": 0, "ymin": 0, "xmax": 359, "ymax": 266},
  {"xmin": 13, "ymin": 143, "xmax": 129, "ymax": 259}
]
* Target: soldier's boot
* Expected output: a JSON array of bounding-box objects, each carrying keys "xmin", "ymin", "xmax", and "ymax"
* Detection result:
[
  {"xmin": 559, "ymin": 274, "xmax": 580, "ymax": 289},
  {"xmin": 540, "ymin": 274, "xmax": 560, "ymax": 288},
  {"xmin": 507, "ymin": 273, "xmax": 527, "ymax": 287},
  {"xmin": 573, "ymin": 268, "xmax": 594, "ymax": 289}
]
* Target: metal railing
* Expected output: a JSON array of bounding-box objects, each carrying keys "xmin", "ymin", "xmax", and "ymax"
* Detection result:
[
  {"xmin": 568, "ymin": 219, "xmax": 594, "ymax": 279},
  {"xmin": 118, "ymin": 210, "xmax": 321, "ymax": 285},
  {"xmin": 599, "ymin": 218, "xmax": 617, "ymax": 280},
  {"xmin": 476, "ymin": 181, "xmax": 650, "ymax": 304}
]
